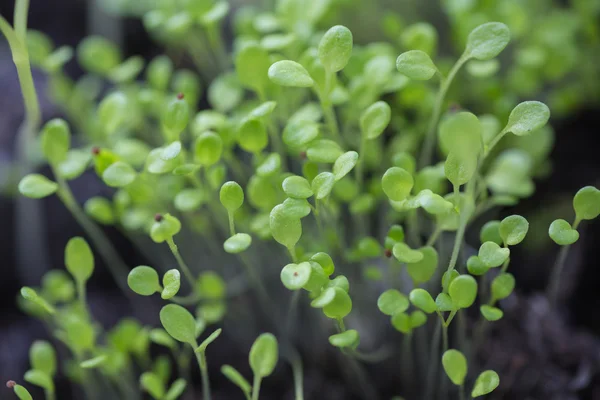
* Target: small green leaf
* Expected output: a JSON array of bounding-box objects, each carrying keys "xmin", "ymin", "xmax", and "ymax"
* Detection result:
[
  {"xmin": 320, "ymin": 287, "xmax": 352, "ymax": 319},
  {"xmin": 57, "ymin": 150, "xmax": 91, "ymax": 180},
  {"xmin": 80, "ymin": 355, "xmax": 107, "ymax": 369},
  {"xmin": 161, "ymin": 141, "xmax": 182, "ymax": 161},
  {"xmin": 573, "ymin": 186, "xmax": 600, "ymax": 221},
  {"xmin": 306, "ymin": 139, "xmax": 343, "ymax": 163},
  {"xmin": 268, "ymin": 60, "xmax": 314, "ymax": 87},
  {"xmin": 282, "ymin": 198, "xmax": 311, "ymax": 219},
  {"xmin": 196, "ymin": 271, "xmax": 226, "ymax": 300},
  {"xmin": 444, "ymin": 151, "xmax": 477, "ymax": 187},
  {"xmin": 409, "ymin": 289, "xmax": 437, "ymax": 314},
  {"xmin": 360, "ymin": 101, "xmax": 391, "ymax": 139},
  {"xmin": 467, "ymin": 256, "xmax": 489, "ymax": 276},
  {"xmin": 84, "ymin": 197, "xmax": 115, "ymax": 225},
  {"xmin": 196, "ymin": 328, "xmax": 222, "ymax": 353},
  {"xmin": 406, "ymin": 246, "xmax": 438, "ymax": 284},
  {"xmin": 282, "ymin": 176, "xmax": 313, "ymax": 198},
  {"xmin": 98, "ymin": 91, "xmax": 129, "ymax": 134},
  {"xmin": 329, "ymin": 329, "xmax": 359, "ymax": 348},
  {"xmin": 160, "ymin": 304, "xmax": 198, "ymax": 345},
  {"xmin": 224, "ymin": 233, "xmax": 252, "ymax": 254},
  {"xmin": 465, "ymin": 22, "xmax": 510, "ymax": 61},
  {"xmin": 40, "ymin": 118, "xmax": 70, "ymax": 165},
  {"xmin": 281, "ymin": 262, "xmax": 312, "ymax": 290},
  {"xmin": 480, "ymin": 220, "xmax": 502, "ymax": 245},
  {"xmin": 478, "ymin": 241, "xmax": 510, "ymax": 268},
  {"xmin": 161, "ymin": 96, "xmax": 189, "ymax": 141},
  {"xmin": 548, "ymin": 219, "xmax": 579, "ymax": 245},
  {"xmin": 318, "ymin": 25, "xmax": 353, "ymax": 72},
  {"xmin": 140, "ymin": 372, "xmax": 166, "ymax": 400},
  {"xmin": 436, "ymin": 293, "xmax": 455, "ymax": 312},
  {"xmin": 449, "ymin": 275, "xmax": 478, "ymax": 309},
  {"xmin": 102, "ymin": 161, "xmax": 136, "ymax": 187},
  {"xmin": 377, "ymin": 289, "xmax": 409, "ymax": 316},
  {"xmin": 221, "ymin": 365, "xmax": 251, "ymax": 394},
  {"xmin": 238, "ymin": 119, "xmax": 268, "ymax": 154},
  {"xmin": 65, "ymin": 237, "xmax": 94, "ymax": 283},
  {"xmin": 410, "ymin": 310, "xmax": 427, "ymax": 328},
  {"xmin": 392, "ymin": 242, "xmax": 424, "ymax": 263},
  {"xmin": 12, "ymin": 384, "xmax": 33, "ymax": 400},
  {"xmin": 20, "ymin": 287, "xmax": 55, "ymax": 314},
  {"xmin": 333, "ymin": 151, "xmax": 359, "ymax": 181},
  {"xmin": 310, "ymin": 252, "xmax": 335, "ymax": 276},
  {"xmin": 442, "ymin": 349, "xmax": 467, "ymax": 385},
  {"xmin": 164, "ymin": 379, "xmax": 187, "ymax": 400},
  {"xmin": 29, "ymin": 341, "xmax": 56, "ymax": 377},
  {"xmin": 442, "ymin": 270, "xmax": 460, "ymax": 292},
  {"xmin": 382, "ymin": 167, "xmax": 414, "ymax": 202},
  {"xmin": 220, "ymin": 181, "xmax": 244, "ymax": 212},
  {"xmin": 499, "ymin": 215, "xmax": 529, "ymax": 245},
  {"xmin": 471, "ymin": 370, "xmax": 500, "ymax": 397},
  {"xmin": 282, "ymin": 120, "xmax": 319, "ymax": 149},
  {"xmin": 128, "ymin": 266, "xmax": 161, "ymax": 296},
  {"xmin": 195, "ymin": 131, "xmax": 223, "ymax": 166},
  {"xmin": 162, "ymin": 269, "xmax": 181, "ymax": 300},
  {"xmin": 396, "ymin": 50, "xmax": 437, "ymax": 80},
  {"xmin": 391, "ymin": 312, "xmax": 412, "ymax": 334},
  {"xmin": 480, "ymin": 305, "xmax": 503, "ymax": 321},
  {"xmin": 150, "ymin": 328, "xmax": 177, "ymax": 349},
  {"xmin": 150, "ymin": 213, "xmax": 181, "ymax": 243},
  {"xmin": 249, "ymin": 333, "xmax": 279, "ymax": 378},
  {"xmin": 24, "ymin": 369, "xmax": 53, "ymax": 392},
  {"xmin": 18, "ymin": 174, "xmax": 58, "ymax": 199},
  {"xmin": 173, "ymin": 163, "xmax": 201, "ymax": 176},
  {"xmin": 503, "ymin": 101, "xmax": 550, "ymax": 136},
  {"xmin": 257, "ymin": 153, "xmax": 281, "ymax": 176},
  {"xmin": 311, "ymin": 172, "xmax": 336, "ymax": 199},
  {"xmin": 491, "ymin": 273, "xmax": 515, "ymax": 301}
]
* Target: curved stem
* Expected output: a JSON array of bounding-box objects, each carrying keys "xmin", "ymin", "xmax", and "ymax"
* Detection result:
[
  {"xmin": 419, "ymin": 54, "xmax": 469, "ymax": 169},
  {"xmin": 251, "ymin": 375, "xmax": 262, "ymax": 400},
  {"xmin": 166, "ymin": 238, "xmax": 197, "ymax": 288},
  {"xmin": 425, "ymin": 319, "xmax": 442, "ymax": 400},
  {"xmin": 547, "ymin": 243, "xmax": 572, "ymax": 306},
  {"xmin": 195, "ymin": 350, "xmax": 211, "ymax": 400}
]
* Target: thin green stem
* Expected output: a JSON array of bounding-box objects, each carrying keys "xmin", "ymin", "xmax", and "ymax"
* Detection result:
[
  {"xmin": 485, "ymin": 130, "xmax": 508, "ymax": 157},
  {"xmin": 356, "ymin": 134, "xmax": 367, "ymax": 188},
  {"xmin": 76, "ymin": 281, "xmax": 88, "ymax": 315},
  {"xmin": 425, "ymin": 319, "xmax": 442, "ymax": 400},
  {"xmin": 166, "ymin": 238, "xmax": 196, "ymax": 288},
  {"xmin": 288, "ymin": 246, "xmax": 298, "ymax": 263},
  {"xmin": 459, "ymin": 383, "xmax": 465, "ymax": 400},
  {"xmin": 195, "ymin": 350, "xmax": 211, "ymax": 400},
  {"xmin": 419, "ymin": 54, "xmax": 469, "ymax": 169},
  {"xmin": 54, "ymin": 173, "xmax": 130, "ymax": 294},
  {"xmin": 251, "ymin": 375, "xmax": 262, "ymax": 400},
  {"xmin": 426, "ymin": 227, "xmax": 442, "ymax": 247},
  {"xmin": 45, "ymin": 389, "xmax": 56, "ymax": 400},
  {"xmin": 289, "ymin": 350, "xmax": 304, "ymax": 400},
  {"xmin": 228, "ymin": 212, "xmax": 236, "ymax": 236}
]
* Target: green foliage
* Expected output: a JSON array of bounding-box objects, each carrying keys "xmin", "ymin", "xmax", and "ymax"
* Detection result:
[
  {"xmin": 471, "ymin": 370, "xmax": 500, "ymax": 397},
  {"xmin": 573, "ymin": 186, "xmax": 600, "ymax": 221},
  {"xmin": 396, "ymin": 50, "xmax": 437, "ymax": 80},
  {"xmin": 160, "ymin": 304, "xmax": 198, "ymax": 345},
  {"xmin": 318, "ymin": 25, "xmax": 353, "ymax": 72},
  {"xmin": 18, "ymin": 174, "xmax": 58, "ymax": 199},
  {"xmin": 549, "ymin": 219, "xmax": 579, "ymax": 245},
  {"xmin": 442, "ymin": 349, "xmax": 467, "ymax": 385},
  {"xmin": 249, "ymin": 333, "xmax": 279, "ymax": 378},
  {"xmin": 65, "ymin": 237, "xmax": 94, "ymax": 284}
]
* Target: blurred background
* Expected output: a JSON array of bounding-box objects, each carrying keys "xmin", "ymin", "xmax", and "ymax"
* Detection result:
[{"xmin": 1, "ymin": 0, "xmax": 600, "ymax": 399}]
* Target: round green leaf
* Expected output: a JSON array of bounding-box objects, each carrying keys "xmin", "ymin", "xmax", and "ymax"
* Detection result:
[
  {"xmin": 41, "ymin": 119, "xmax": 70, "ymax": 165},
  {"xmin": 503, "ymin": 101, "xmax": 550, "ymax": 136},
  {"xmin": 392, "ymin": 242, "xmax": 423, "ymax": 263},
  {"xmin": 409, "ymin": 289, "xmax": 437, "ymax": 314},
  {"xmin": 161, "ymin": 96, "xmax": 189, "ymax": 140},
  {"xmin": 29, "ymin": 341, "xmax": 56, "ymax": 377},
  {"xmin": 84, "ymin": 197, "xmax": 115, "ymax": 225},
  {"xmin": 478, "ymin": 241, "xmax": 510, "ymax": 268},
  {"xmin": 24, "ymin": 370, "xmax": 53, "ymax": 392},
  {"xmin": 573, "ymin": 186, "xmax": 600, "ymax": 221},
  {"xmin": 360, "ymin": 101, "xmax": 391, "ymax": 139},
  {"xmin": 282, "ymin": 175, "xmax": 313, "ymax": 198},
  {"xmin": 160, "ymin": 304, "xmax": 198, "ymax": 345},
  {"xmin": 195, "ymin": 131, "xmax": 223, "ymax": 166},
  {"xmin": 499, "ymin": 215, "xmax": 529, "ymax": 245},
  {"xmin": 406, "ymin": 246, "xmax": 438, "ymax": 284},
  {"xmin": 268, "ymin": 60, "xmax": 314, "ymax": 87},
  {"xmin": 310, "ymin": 252, "xmax": 335, "ymax": 276},
  {"xmin": 323, "ymin": 287, "xmax": 352, "ymax": 319},
  {"xmin": 65, "ymin": 237, "xmax": 94, "ymax": 283},
  {"xmin": 128, "ymin": 266, "xmax": 161, "ymax": 296},
  {"xmin": 249, "ymin": 333, "xmax": 279, "ymax": 378},
  {"xmin": 77, "ymin": 36, "xmax": 121, "ymax": 75},
  {"xmin": 224, "ymin": 233, "xmax": 252, "ymax": 254},
  {"xmin": 174, "ymin": 189, "xmax": 205, "ymax": 212},
  {"xmin": 377, "ymin": 289, "xmax": 409, "ymax": 316},
  {"xmin": 480, "ymin": 220, "xmax": 502, "ymax": 245},
  {"xmin": 480, "ymin": 305, "xmax": 503, "ymax": 321},
  {"xmin": 238, "ymin": 119, "xmax": 268, "ymax": 154},
  {"xmin": 471, "ymin": 370, "xmax": 500, "ymax": 397},
  {"xmin": 444, "ymin": 151, "xmax": 477, "ymax": 187},
  {"xmin": 333, "ymin": 151, "xmax": 359, "ymax": 181},
  {"xmin": 282, "ymin": 120, "xmax": 319, "ymax": 149},
  {"xmin": 282, "ymin": 198, "xmax": 311, "ymax": 219},
  {"xmin": 150, "ymin": 328, "xmax": 177, "ymax": 349},
  {"xmin": 318, "ymin": 25, "xmax": 353, "ymax": 72},
  {"xmin": 57, "ymin": 150, "xmax": 91, "ymax": 180},
  {"xmin": 235, "ymin": 44, "xmax": 271, "ymax": 93},
  {"xmin": 449, "ymin": 275, "xmax": 477, "ymax": 309},
  {"xmin": 396, "ymin": 50, "xmax": 437, "ymax": 80},
  {"xmin": 165, "ymin": 379, "xmax": 187, "ymax": 400},
  {"xmin": 161, "ymin": 141, "xmax": 182, "ymax": 161},
  {"xmin": 257, "ymin": 153, "xmax": 281, "ymax": 176},
  {"xmin": 269, "ymin": 204, "xmax": 302, "ymax": 248},
  {"xmin": 442, "ymin": 270, "xmax": 460, "ymax": 293},
  {"xmin": 280, "ymin": 262, "xmax": 312, "ymax": 290},
  {"xmin": 465, "ymin": 22, "xmax": 510, "ymax": 61},
  {"xmin": 410, "ymin": 310, "xmax": 427, "ymax": 328},
  {"xmin": 467, "ymin": 256, "xmax": 489, "ymax": 276},
  {"xmin": 306, "ymin": 139, "xmax": 343, "ymax": 163},
  {"xmin": 140, "ymin": 372, "xmax": 166, "ymax": 400},
  {"xmin": 391, "ymin": 312, "xmax": 412, "ymax": 334},
  {"xmin": 18, "ymin": 174, "xmax": 58, "ymax": 199},
  {"xmin": 442, "ymin": 349, "xmax": 467, "ymax": 385},
  {"xmin": 162, "ymin": 269, "xmax": 181, "ymax": 300},
  {"xmin": 102, "ymin": 161, "xmax": 136, "ymax": 187},
  {"xmin": 312, "ymin": 172, "xmax": 336, "ymax": 199},
  {"xmin": 329, "ymin": 329, "xmax": 359, "ymax": 348},
  {"xmin": 150, "ymin": 213, "xmax": 181, "ymax": 243},
  {"xmin": 435, "ymin": 293, "xmax": 455, "ymax": 312},
  {"xmin": 220, "ymin": 181, "xmax": 244, "ymax": 212},
  {"xmin": 491, "ymin": 273, "xmax": 515, "ymax": 301},
  {"xmin": 382, "ymin": 167, "xmax": 414, "ymax": 201},
  {"xmin": 98, "ymin": 92, "xmax": 129, "ymax": 134},
  {"xmin": 548, "ymin": 219, "xmax": 579, "ymax": 245}
]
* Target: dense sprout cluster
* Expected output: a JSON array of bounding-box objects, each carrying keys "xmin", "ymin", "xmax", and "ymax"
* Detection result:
[{"xmin": 2, "ymin": 0, "xmax": 600, "ymax": 399}]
